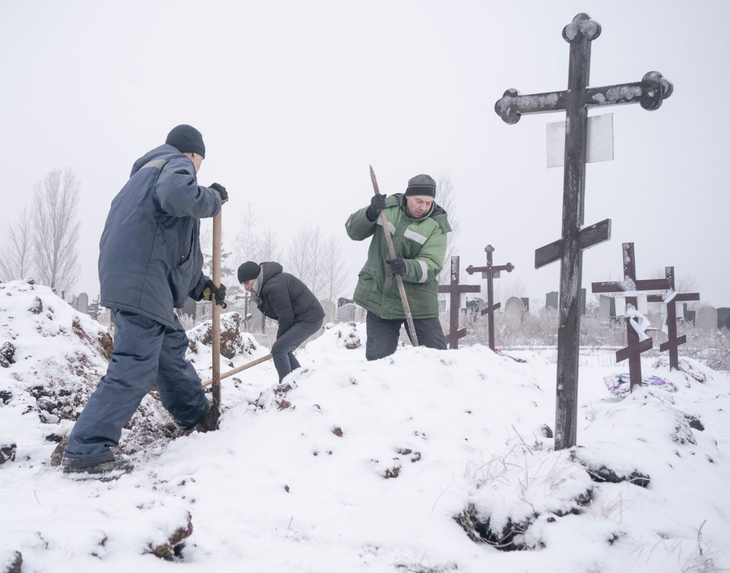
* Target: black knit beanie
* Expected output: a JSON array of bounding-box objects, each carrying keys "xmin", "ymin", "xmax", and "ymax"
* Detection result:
[
  {"xmin": 405, "ymin": 174, "xmax": 436, "ymax": 197},
  {"xmin": 238, "ymin": 261, "xmax": 261, "ymax": 283},
  {"xmin": 165, "ymin": 124, "xmax": 206, "ymax": 158}
]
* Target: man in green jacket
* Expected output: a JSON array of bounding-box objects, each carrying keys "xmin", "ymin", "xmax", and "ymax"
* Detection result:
[{"xmin": 345, "ymin": 174, "xmax": 451, "ymax": 360}]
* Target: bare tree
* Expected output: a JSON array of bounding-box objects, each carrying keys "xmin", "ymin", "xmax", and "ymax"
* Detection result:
[
  {"xmin": 232, "ymin": 202, "xmax": 260, "ymax": 265},
  {"xmin": 322, "ymin": 235, "xmax": 349, "ymax": 301},
  {"xmin": 32, "ymin": 169, "xmax": 81, "ymax": 293},
  {"xmin": 285, "ymin": 225, "xmax": 329, "ymax": 297},
  {"xmin": 286, "ymin": 226, "xmax": 312, "ymax": 283},
  {"xmin": 307, "ymin": 226, "xmax": 325, "ymax": 297},
  {"xmin": 0, "ymin": 207, "xmax": 35, "ymax": 281},
  {"xmin": 436, "ymin": 172, "xmax": 460, "ymax": 285},
  {"xmin": 258, "ymin": 229, "xmax": 282, "ymax": 262}
]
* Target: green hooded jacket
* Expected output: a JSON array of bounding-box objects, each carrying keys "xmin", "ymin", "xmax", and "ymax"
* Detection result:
[{"xmin": 345, "ymin": 193, "xmax": 451, "ymax": 319}]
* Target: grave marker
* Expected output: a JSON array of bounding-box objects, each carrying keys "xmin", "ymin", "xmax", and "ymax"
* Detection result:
[
  {"xmin": 495, "ymin": 13, "xmax": 672, "ymax": 449},
  {"xmin": 646, "ymin": 266, "xmax": 699, "ymax": 370},
  {"xmin": 592, "ymin": 243, "xmax": 671, "ymax": 390},
  {"xmin": 439, "ymin": 256, "xmax": 480, "ymax": 349},
  {"xmin": 465, "ymin": 245, "xmax": 513, "ymax": 351},
  {"xmin": 319, "ymin": 299, "xmax": 336, "ymax": 324}
]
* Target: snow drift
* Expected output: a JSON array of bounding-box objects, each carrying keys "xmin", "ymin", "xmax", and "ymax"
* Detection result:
[{"xmin": 1, "ymin": 284, "xmax": 729, "ymax": 573}]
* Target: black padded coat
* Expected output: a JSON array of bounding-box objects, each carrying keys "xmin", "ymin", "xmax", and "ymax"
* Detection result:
[{"xmin": 256, "ymin": 262, "xmax": 325, "ymax": 338}]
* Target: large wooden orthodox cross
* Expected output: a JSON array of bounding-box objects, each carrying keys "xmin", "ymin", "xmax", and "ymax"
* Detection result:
[
  {"xmin": 647, "ymin": 267, "xmax": 700, "ymax": 370},
  {"xmin": 439, "ymin": 256, "xmax": 480, "ymax": 349},
  {"xmin": 592, "ymin": 243, "xmax": 671, "ymax": 390},
  {"xmin": 494, "ymin": 13, "xmax": 673, "ymax": 449},
  {"xmin": 466, "ymin": 245, "xmax": 514, "ymax": 351}
]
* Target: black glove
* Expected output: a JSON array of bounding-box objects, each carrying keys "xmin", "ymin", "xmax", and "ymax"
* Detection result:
[
  {"xmin": 210, "ymin": 183, "xmax": 228, "ymax": 204},
  {"xmin": 202, "ymin": 280, "xmax": 227, "ymax": 307},
  {"xmin": 386, "ymin": 258, "xmax": 407, "ymax": 276},
  {"xmin": 365, "ymin": 194, "xmax": 387, "ymax": 222}
]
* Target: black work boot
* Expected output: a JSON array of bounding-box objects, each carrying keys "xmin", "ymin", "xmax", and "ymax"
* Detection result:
[
  {"xmin": 61, "ymin": 455, "xmax": 133, "ymax": 475},
  {"xmin": 194, "ymin": 400, "xmax": 220, "ymax": 433}
]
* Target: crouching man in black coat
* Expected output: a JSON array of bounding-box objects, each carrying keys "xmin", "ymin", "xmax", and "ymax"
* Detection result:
[{"xmin": 238, "ymin": 261, "xmax": 324, "ymax": 382}]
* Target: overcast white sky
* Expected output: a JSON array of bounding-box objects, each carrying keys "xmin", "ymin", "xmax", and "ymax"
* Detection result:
[{"xmin": 1, "ymin": 0, "xmax": 728, "ymax": 308}]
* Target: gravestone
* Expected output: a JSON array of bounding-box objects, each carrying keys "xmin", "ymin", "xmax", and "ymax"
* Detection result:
[
  {"xmin": 319, "ymin": 299, "xmax": 336, "ymax": 324},
  {"xmin": 683, "ymin": 305, "xmax": 696, "ymax": 326},
  {"xmin": 466, "ymin": 297, "xmax": 487, "ymax": 314},
  {"xmin": 181, "ymin": 297, "xmax": 197, "ymax": 321},
  {"xmin": 338, "ymin": 303, "xmax": 357, "ymax": 323},
  {"xmin": 76, "ymin": 293, "xmax": 89, "ymax": 314},
  {"xmin": 598, "ymin": 295, "xmax": 614, "ymax": 321},
  {"xmin": 717, "ymin": 308, "xmax": 730, "ymax": 330},
  {"xmin": 698, "ymin": 306, "xmax": 718, "ymax": 332},
  {"xmin": 505, "ymin": 297, "xmax": 526, "ymax": 319},
  {"xmin": 546, "ymin": 291, "xmax": 558, "ymax": 310},
  {"xmin": 521, "ymin": 297, "xmax": 530, "ymax": 312},
  {"xmin": 547, "ymin": 290, "xmax": 586, "ymax": 314},
  {"xmin": 248, "ymin": 304, "xmax": 266, "ymax": 332},
  {"xmin": 338, "ymin": 297, "xmax": 354, "ymax": 307}
]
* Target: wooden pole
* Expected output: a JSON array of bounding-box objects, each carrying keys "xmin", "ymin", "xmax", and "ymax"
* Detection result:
[
  {"xmin": 202, "ymin": 354, "xmax": 272, "ymax": 387},
  {"xmin": 212, "ymin": 212, "xmax": 222, "ymax": 410},
  {"xmin": 369, "ymin": 166, "xmax": 419, "ymax": 347}
]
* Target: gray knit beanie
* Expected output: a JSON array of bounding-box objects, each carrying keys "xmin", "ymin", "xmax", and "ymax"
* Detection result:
[
  {"xmin": 238, "ymin": 261, "xmax": 261, "ymax": 283},
  {"xmin": 405, "ymin": 174, "xmax": 437, "ymax": 197},
  {"xmin": 166, "ymin": 124, "xmax": 206, "ymax": 158}
]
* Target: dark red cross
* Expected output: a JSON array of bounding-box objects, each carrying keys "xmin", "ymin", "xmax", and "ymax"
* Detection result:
[
  {"xmin": 647, "ymin": 267, "xmax": 700, "ymax": 370},
  {"xmin": 466, "ymin": 245, "xmax": 514, "ymax": 351},
  {"xmin": 438, "ymin": 256, "xmax": 480, "ymax": 349},
  {"xmin": 592, "ymin": 243, "xmax": 671, "ymax": 391}
]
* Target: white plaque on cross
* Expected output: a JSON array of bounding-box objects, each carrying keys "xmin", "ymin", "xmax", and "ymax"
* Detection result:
[{"xmin": 546, "ymin": 113, "xmax": 614, "ymax": 168}]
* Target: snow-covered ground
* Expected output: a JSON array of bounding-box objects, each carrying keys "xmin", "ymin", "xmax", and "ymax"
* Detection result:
[{"xmin": 1, "ymin": 280, "xmax": 729, "ymax": 573}]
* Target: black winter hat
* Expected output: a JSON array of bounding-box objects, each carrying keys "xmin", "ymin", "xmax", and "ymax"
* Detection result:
[
  {"xmin": 405, "ymin": 174, "xmax": 437, "ymax": 197},
  {"xmin": 238, "ymin": 261, "xmax": 261, "ymax": 283},
  {"xmin": 165, "ymin": 124, "xmax": 206, "ymax": 158}
]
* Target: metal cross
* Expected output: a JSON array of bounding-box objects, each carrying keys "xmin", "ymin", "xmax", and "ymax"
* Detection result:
[
  {"xmin": 647, "ymin": 267, "xmax": 700, "ymax": 370},
  {"xmin": 495, "ymin": 13, "xmax": 673, "ymax": 450},
  {"xmin": 466, "ymin": 245, "xmax": 514, "ymax": 351},
  {"xmin": 438, "ymin": 256, "xmax": 480, "ymax": 349},
  {"xmin": 592, "ymin": 243, "xmax": 671, "ymax": 390}
]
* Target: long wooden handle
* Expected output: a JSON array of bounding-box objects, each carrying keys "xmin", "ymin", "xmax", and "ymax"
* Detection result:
[
  {"xmin": 369, "ymin": 166, "xmax": 419, "ymax": 347},
  {"xmin": 202, "ymin": 354, "xmax": 272, "ymax": 387},
  {"xmin": 211, "ymin": 212, "xmax": 222, "ymax": 406}
]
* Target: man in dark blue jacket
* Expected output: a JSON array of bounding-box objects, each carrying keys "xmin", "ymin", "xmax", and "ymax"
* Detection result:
[
  {"xmin": 238, "ymin": 261, "xmax": 324, "ymax": 382},
  {"xmin": 63, "ymin": 125, "xmax": 228, "ymax": 474}
]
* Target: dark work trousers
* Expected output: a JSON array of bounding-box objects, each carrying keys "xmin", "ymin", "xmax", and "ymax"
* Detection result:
[
  {"xmin": 365, "ymin": 311, "xmax": 447, "ymax": 361},
  {"xmin": 271, "ymin": 318, "xmax": 323, "ymax": 382},
  {"xmin": 64, "ymin": 310, "xmax": 208, "ymax": 462}
]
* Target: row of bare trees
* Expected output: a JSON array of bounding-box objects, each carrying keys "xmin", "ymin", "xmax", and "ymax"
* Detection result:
[
  {"xmin": 214, "ymin": 203, "xmax": 349, "ymax": 304},
  {"xmin": 225, "ymin": 173, "xmax": 460, "ymax": 305},
  {"xmin": 1, "ymin": 169, "xmax": 81, "ymax": 295}
]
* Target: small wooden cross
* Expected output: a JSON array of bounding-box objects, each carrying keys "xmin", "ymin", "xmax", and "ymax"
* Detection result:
[
  {"xmin": 647, "ymin": 267, "xmax": 700, "ymax": 370},
  {"xmin": 592, "ymin": 243, "xmax": 671, "ymax": 391},
  {"xmin": 466, "ymin": 245, "xmax": 514, "ymax": 351},
  {"xmin": 495, "ymin": 13, "xmax": 672, "ymax": 449},
  {"xmin": 438, "ymin": 256, "xmax": 480, "ymax": 349}
]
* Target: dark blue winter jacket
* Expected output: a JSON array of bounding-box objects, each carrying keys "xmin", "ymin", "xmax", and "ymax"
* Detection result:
[{"xmin": 98, "ymin": 144, "xmax": 221, "ymax": 329}]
